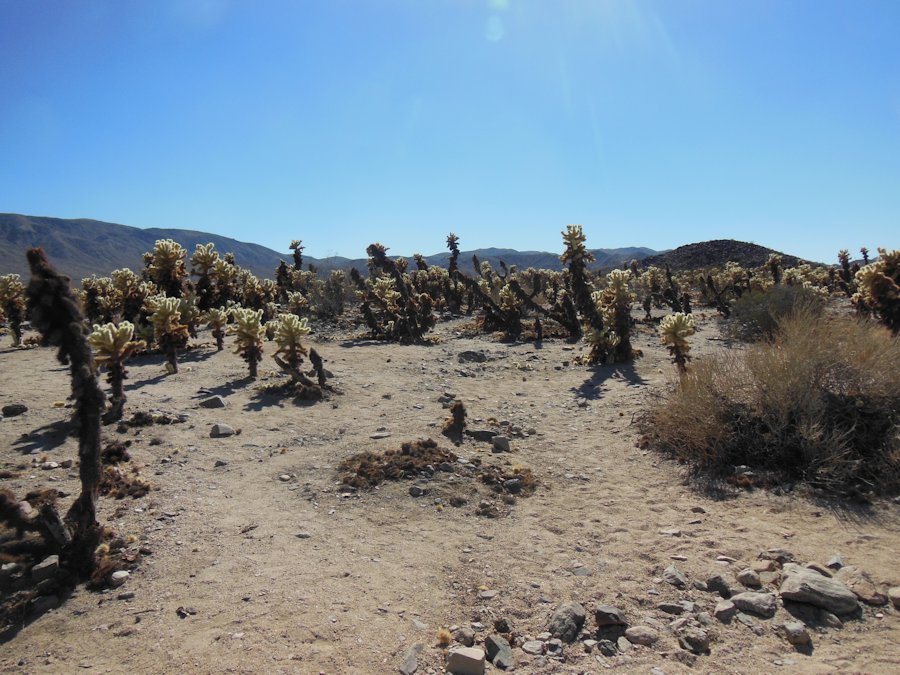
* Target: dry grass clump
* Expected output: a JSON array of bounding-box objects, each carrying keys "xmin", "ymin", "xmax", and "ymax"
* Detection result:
[
  {"xmin": 725, "ymin": 284, "xmax": 825, "ymax": 342},
  {"xmin": 642, "ymin": 311, "xmax": 900, "ymax": 497},
  {"xmin": 339, "ymin": 439, "xmax": 459, "ymax": 489}
]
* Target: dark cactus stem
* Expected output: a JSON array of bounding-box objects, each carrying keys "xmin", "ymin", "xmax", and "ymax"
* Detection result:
[
  {"xmin": 161, "ymin": 336, "xmax": 179, "ymax": 373},
  {"xmin": 309, "ymin": 348, "xmax": 328, "ymax": 387},
  {"xmin": 247, "ymin": 345, "xmax": 262, "ymax": 378},
  {"xmin": 213, "ymin": 327, "xmax": 225, "ymax": 351},
  {"xmin": 25, "ymin": 247, "xmax": 105, "ymax": 577},
  {"xmin": 8, "ymin": 302, "xmax": 23, "ymax": 346},
  {"xmin": 534, "ymin": 317, "xmax": 543, "ymax": 343}
]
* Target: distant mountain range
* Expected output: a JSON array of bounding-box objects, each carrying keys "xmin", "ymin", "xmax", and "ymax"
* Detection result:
[{"xmin": 0, "ymin": 213, "xmax": 811, "ymax": 283}]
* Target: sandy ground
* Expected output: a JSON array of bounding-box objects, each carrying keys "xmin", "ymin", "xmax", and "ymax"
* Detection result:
[{"xmin": 1, "ymin": 312, "xmax": 898, "ymax": 674}]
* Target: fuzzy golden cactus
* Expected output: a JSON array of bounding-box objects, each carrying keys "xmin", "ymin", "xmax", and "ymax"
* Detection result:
[
  {"xmin": 204, "ymin": 307, "xmax": 228, "ymax": 351},
  {"xmin": 0, "ymin": 273, "xmax": 27, "ymax": 346},
  {"xmin": 89, "ymin": 321, "xmax": 146, "ymax": 421},
  {"xmin": 660, "ymin": 312, "xmax": 696, "ymax": 373},
  {"xmin": 190, "ymin": 242, "xmax": 219, "ymax": 275},
  {"xmin": 229, "ymin": 307, "xmax": 265, "ymax": 377},
  {"xmin": 146, "ymin": 239, "xmax": 187, "ymax": 297},
  {"xmin": 273, "ymin": 313, "xmax": 310, "ymax": 371},
  {"xmin": 147, "ymin": 295, "xmax": 190, "ymax": 373},
  {"xmin": 853, "ymin": 247, "xmax": 899, "ymax": 332}
]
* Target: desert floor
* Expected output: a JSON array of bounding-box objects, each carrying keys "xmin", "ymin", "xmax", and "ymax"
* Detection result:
[{"xmin": 1, "ymin": 311, "xmax": 898, "ymax": 674}]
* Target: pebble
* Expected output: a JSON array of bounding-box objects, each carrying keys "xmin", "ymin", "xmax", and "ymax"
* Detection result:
[
  {"xmin": 548, "ymin": 602, "xmax": 586, "ymax": 643},
  {"xmin": 447, "ymin": 647, "xmax": 485, "ymax": 675},
  {"xmin": 659, "ymin": 528, "xmax": 682, "ymax": 537},
  {"xmin": 491, "ymin": 436, "xmax": 510, "ymax": 453},
  {"xmin": 782, "ymin": 621, "xmax": 811, "ymax": 646},
  {"xmin": 409, "ymin": 485, "xmax": 426, "ymax": 497},
  {"xmin": 399, "ymin": 643, "xmax": 423, "ymax": 675},
  {"xmin": 109, "ymin": 570, "xmax": 130, "ymax": 587},
  {"xmin": 31, "ymin": 555, "xmax": 59, "ymax": 582},
  {"xmin": 677, "ymin": 627, "xmax": 710, "ymax": 654},
  {"xmin": 594, "ymin": 604, "xmax": 627, "ymax": 627},
  {"xmin": 663, "ymin": 565, "xmax": 688, "ymax": 588},
  {"xmin": 624, "ymin": 626, "xmax": 658, "ymax": 646},
  {"xmin": 454, "ymin": 627, "xmax": 475, "ymax": 647},
  {"xmin": 478, "ymin": 590, "xmax": 498, "ymax": 600},
  {"xmin": 714, "ymin": 600, "xmax": 737, "ymax": 623},
  {"xmin": 731, "ymin": 592, "xmax": 777, "ymax": 618},
  {"xmin": 484, "ymin": 634, "xmax": 513, "ymax": 669},
  {"xmin": 278, "ymin": 474, "xmax": 292, "ymax": 482},
  {"xmin": 369, "ymin": 432, "xmax": 392, "ymax": 439},
  {"xmin": 706, "ymin": 574, "xmax": 732, "ymax": 598},
  {"xmin": 2, "ymin": 403, "xmax": 27, "ymax": 417},
  {"xmin": 826, "ymin": 554, "xmax": 844, "ymax": 570},
  {"xmin": 521, "ymin": 641, "xmax": 543, "ymax": 656},
  {"xmin": 889, "ymin": 587, "xmax": 900, "ymax": 610},
  {"xmin": 199, "ymin": 396, "xmax": 225, "ymax": 409},
  {"xmin": 737, "ymin": 568, "xmax": 762, "ymax": 588},
  {"xmin": 214, "ymin": 459, "xmax": 228, "ymax": 467},
  {"xmin": 210, "ymin": 423, "xmax": 235, "ymax": 438}
]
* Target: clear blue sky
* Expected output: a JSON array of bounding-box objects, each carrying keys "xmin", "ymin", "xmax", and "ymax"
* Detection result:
[{"xmin": 1, "ymin": 0, "xmax": 897, "ymax": 263}]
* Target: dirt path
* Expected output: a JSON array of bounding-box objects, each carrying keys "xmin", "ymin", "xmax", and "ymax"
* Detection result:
[{"xmin": 2, "ymin": 314, "xmax": 898, "ymax": 673}]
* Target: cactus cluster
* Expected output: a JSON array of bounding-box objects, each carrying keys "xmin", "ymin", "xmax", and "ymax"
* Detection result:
[
  {"xmin": 853, "ymin": 247, "xmax": 899, "ymax": 332},
  {"xmin": 146, "ymin": 295, "xmax": 190, "ymax": 373},
  {"xmin": 229, "ymin": 307, "xmax": 265, "ymax": 377},
  {"xmin": 89, "ymin": 321, "xmax": 146, "ymax": 421},
  {"xmin": 660, "ymin": 312, "xmax": 696, "ymax": 373},
  {"xmin": 0, "ymin": 273, "xmax": 26, "ymax": 346},
  {"xmin": 145, "ymin": 239, "xmax": 187, "ymax": 297}
]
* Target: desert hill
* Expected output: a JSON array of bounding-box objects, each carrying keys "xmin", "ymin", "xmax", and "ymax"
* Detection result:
[{"xmin": 640, "ymin": 239, "xmax": 808, "ymax": 271}]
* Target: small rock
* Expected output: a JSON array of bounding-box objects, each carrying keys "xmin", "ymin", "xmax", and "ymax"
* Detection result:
[
  {"xmin": 370, "ymin": 432, "xmax": 392, "ymax": 439},
  {"xmin": 521, "ymin": 641, "xmax": 543, "ymax": 656},
  {"xmin": 594, "ymin": 604, "xmax": 627, "ymax": 627},
  {"xmin": 411, "ymin": 618, "xmax": 428, "ymax": 631},
  {"xmin": 714, "ymin": 600, "xmax": 737, "ymax": 623},
  {"xmin": 780, "ymin": 563, "xmax": 859, "ymax": 615},
  {"xmin": 782, "ymin": 621, "xmax": 811, "ymax": 646},
  {"xmin": 478, "ymin": 589, "xmax": 498, "ymax": 600},
  {"xmin": 677, "ymin": 627, "xmax": 710, "ymax": 654},
  {"xmin": 399, "ymin": 643, "xmax": 424, "ymax": 675},
  {"xmin": 616, "ymin": 636, "xmax": 632, "ymax": 653},
  {"xmin": 888, "ymin": 587, "xmax": 900, "ymax": 610},
  {"xmin": 804, "ymin": 562, "xmax": 833, "ymax": 578},
  {"xmin": 447, "ymin": 646, "xmax": 485, "ymax": 675},
  {"xmin": 109, "ymin": 570, "xmax": 130, "ymax": 587},
  {"xmin": 624, "ymin": 625, "xmax": 658, "ymax": 646},
  {"xmin": 214, "ymin": 459, "xmax": 228, "ymax": 467},
  {"xmin": 737, "ymin": 569, "xmax": 762, "ymax": 588},
  {"xmin": 491, "ymin": 436, "xmax": 511, "ymax": 453},
  {"xmin": 657, "ymin": 602, "xmax": 686, "ymax": 615},
  {"xmin": 278, "ymin": 474, "xmax": 292, "ymax": 482},
  {"xmin": 731, "ymin": 592, "xmax": 777, "ymax": 618},
  {"xmin": 40, "ymin": 462, "xmax": 59, "ymax": 470},
  {"xmin": 199, "ymin": 396, "xmax": 225, "ymax": 409},
  {"xmin": 706, "ymin": 574, "xmax": 732, "ymax": 598},
  {"xmin": 458, "ymin": 350, "xmax": 487, "ymax": 363},
  {"xmin": 582, "ymin": 638, "xmax": 598, "ymax": 652},
  {"xmin": 503, "ymin": 478, "xmax": 522, "ymax": 494},
  {"xmin": 295, "ymin": 532, "xmax": 312, "ymax": 539},
  {"xmin": 826, "ymin": 554, "xmax": 844, "ymax": 570},
  {"xmin": 31, "ymin": 555, "xmax": 59, "ymax": 582},
  {"xmin": 597, "ymin": 640, "xmax": 617, "ymax": 657},
  {"xmin": 548, "ymin": 602, "xmax": 586, "ymax": 643},
  {"xmin": 455, "ymin": 627, "xmax": 476, "ymax": 647},
  {"xmin": 465, "ymin": 429, "xmax": 497, "ymax": 442},
  {"xmin": 484, "ymin": 634, "xmax": 513, "ymax": 669},
  {"xmin": 2, "ymin": 403, "xmax": 27, "ymax": 417},
  {"xmin": 663, "ymin": 565, "xmax": 688, "ymax": 588},
  {"xmin": 29, "ymin": 595, "xmax": 59, "ymax": 615},
  {"xmin": 834, "ymin": 565, "xmax": 888, "ymax": 606},
  {"xmin": 210, "ymin": 423, "xmax": 235, "ymax": 438},
  {"xmin": 659, "ymin": 528, "xmax": 682, "ymax": 537},
  {"xmin": 409, "ymin": 485, "xmax": 426, "ymax": 498}
]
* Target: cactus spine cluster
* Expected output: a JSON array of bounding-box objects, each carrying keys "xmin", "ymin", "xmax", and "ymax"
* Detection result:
[
  {"xmin": 230, "ymin": 307, "xmax": 265, "ymax": 377},
  {"xmin": 0, "ymin": 273, "xmax": 26, "ymax": 346},
  {"xmin": 88, "ymin": 321, "xmax": 146, "ymax": 421},
  {"xmin": 660, "ymin": 312, "xmax": 696, "ymax": 373}
]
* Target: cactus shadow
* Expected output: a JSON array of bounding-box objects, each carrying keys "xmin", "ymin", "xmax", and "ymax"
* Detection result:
[
  {"xmin": 0, "ymin": 586, "xmax": 75, "ymax": 645},
  {"xmin": 12, "ymin": 419, "xmax": 72, "ymax": 455},
  {"xmin": 571, "ymin": 362, "xmax": 647, "ymax": 400}
]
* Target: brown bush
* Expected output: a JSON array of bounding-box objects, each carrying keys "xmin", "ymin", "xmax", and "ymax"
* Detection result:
[{"xmin": 641, "ymin": 311, "xmax": 900, "ymax": 496}]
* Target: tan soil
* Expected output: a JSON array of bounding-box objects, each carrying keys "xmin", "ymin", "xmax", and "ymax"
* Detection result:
[{"xmin": 1, "ymin": 313, "xmax": 898, "ymax": 674}]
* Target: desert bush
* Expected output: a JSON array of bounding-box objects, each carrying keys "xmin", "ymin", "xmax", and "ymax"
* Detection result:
[
  {"xmin": 641, "ymin": 312, "xmax": 900, "ymax": 496},
  {"xmin": 725, "ymin": 284, "xmax": 825, "ymax": 342}
]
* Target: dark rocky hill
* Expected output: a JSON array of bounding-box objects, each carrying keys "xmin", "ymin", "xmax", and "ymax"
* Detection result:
[{"xmin": 639, "ymin": 239, "xmax": 808, "ymax": 271}]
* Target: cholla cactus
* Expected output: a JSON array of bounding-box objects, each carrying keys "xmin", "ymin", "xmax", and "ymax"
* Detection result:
[
  {"xmin": 147, "ymin": 295, "xmax": 190, "ymax": 373},
  {"xmin": 178, "ymin": 292, "xmax": 201, "ymax": 337},
  {"xmin": 289, "ymin": 240, "xmax": 305, "ymax": 270},
  {"xmin": 853, "ymin": 248, "xmax": 900, "ymax": 332},
  {"xmin": 229, "ymin": 307, "xmax": 265, "ymax": 377},
  {"xmin": 146, "ymin": 239, "xmax": 187, "ymax": 297},
  {"xmin": 596, "ymin": 268, "xmax": 635, "ymax": 362},
  {"xmin": 286, "ymin": 290, "xmax": 309, "ymax": 316},
  {"xmin": 191, "ymin": 243, "xmax": 220, "ymax": 310},
  {"xmin": 204, "ymin": 307, "xmax": 228, "ymax": 351},
  {"xmin": 273, "ymin": 313, "xmax": 311, "ymax": 371},
  {"xmin": 660, "ymin": 312, "xmax": 696, "ymax": 373},
  {"xmin": 89, "ymin": 321, "xmax": 146, "ymax": 421},
  {"xmin": 0, "ymin": 273, "xmax": 27, "ymax": 346}
]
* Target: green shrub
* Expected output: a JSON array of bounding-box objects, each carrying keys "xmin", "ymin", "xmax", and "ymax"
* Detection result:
[
  {"xmin": 642, "ymin": 312, "xmax": 900, "ymax": 496},
  {"xmin": 725, "ymin": 284, "xmax": 825, "ymax": 342}
]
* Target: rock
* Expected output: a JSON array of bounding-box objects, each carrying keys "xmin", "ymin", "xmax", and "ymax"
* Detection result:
[
  {"xmin": 782, "ymin": 621, "xmax": 811, "ymax": 646},
  {"xmin": 888, "ymin": 587, "xmax": 900, "ymax": 610},
  {"xmin": 545, "ymin": 638, "xmax": 563, "ymax": 654},
  {"xmin": 447, "ymin": 647, "xmax": 485, "ymax": 675},
  {"xmin": 458, "ymin": 351, "xmax": 487, "ymax": 363},
  {"xmin": 409, "ymin": 485, "xmax": 426, "ymax": 497},
  {"xmin": 582, "ymin": 638, "xmax": 598, "ymax": 652},
  {"xmin": 663, "ymin": 565, "xmax": 688, "ymax": 588},
  {"xmin": 834, "ymin": 565, "xmax": 888, "ymax": 606},
  {"xmin": 659, "ymin": 528, "xmax": 682, "ymax": 537},
  {"xmin": 753, "ymin": 559, "xmax": 779, "ymax": 573},
  {"xmin": 826, "ymin": 554, "xmax": 844, "ymax": 570},
  {"xmin": 706, "ymin": 574, "xmax": 732, "ymax": 598},
  {"xmin": 485, "ymin": 634, "xmax": 513, "ymax": 669},
  {"xmin": 29, "ymin": 594, "xmax": 60, "ymax": 615},
  {"xmin": 597, "ymin": 640, "xmax": 617, "ymax": 657},
  {"xmin": 737, "ymin": 568, "xmax": 762, "ymax": 588},
  {"xmin": 493, "ymin": 618, "xmax": 511, "ymax": 633},
  {"xmin": 624, "ymin": 626, "xmax": 658, "ymax": 646},
  {"xmin": 214, "ymin": 459, "xmax": 228, "ymax": 467},
  {"xmin": 491, "ymin": 436, "xmax": 511, "ymax": 453},
  {"xmin": 616, "ymin": 636, "xmax": 632, "ymax": 653},
  {"xmin": 455, "ymin": 627, "xmax": 476, "ymax": 647},
  {"xmin": 731, "ymin": 592, "xmax": 777, "ymax": 618},
  {"xmin": 465, "ymin": 429, "xmax": 497, "ymax": 442},
  {"xmin": 714, "ymin": 600, "xmax": 737, "ymax": 623},
  {"xmin": 548, "ymin": 602, "xmax": 586, "ymax": 642},
  {"xmin": 503, "ymin": 478, "xmax": 522, "ymax": 494},
  {"xmin": 657, "ymin": 602, "xmax": 686, "ymax": 615},
  {"xmin": 521, "ymin": 641, "xmax": 543, "ymax": 656},
  {"xmin": 411, "ymin": 618, "xmax": 428, "ymax": 631},
  {"xmin": 369, "ymin": 432, "xmax": 392, "ymax": 439},
  {"xmin": 779, "ymin": 563, "xmax": 860, "ymax": 615},
  {"xmin": 109, "ymin": 570, "xmax": 130, "ymax": 587},
  {"xmin": 760, "ymin": 548, "xmax": 794, "ymax": 565},
  {"xmin": 677, "ymin": 627, "xmax": 710, "ymax": 654},
  {"xmin": 804, "ymin": 562, "xmax": 833, "ymax": 578},
  {"xmin": 2, "ymin": 403, "xmax": 27, "ymax": 417},
  {"xmin": 199, "ymin": 396, "xmax": 225, "ymax": 409},
  {"xmin": 478, "ymin": 589, "xmax": 498, "ymax": 600},
  {"xmin": 399, "ymin": 643, "xmax": 423, "ymax": 675},
  {"xmin": 594, "ymin": 604, "xmax": 627, "ymax": 627},
  {"xmin": 30, "ymin": 555, "xmax": 59, "ymax": 582},
  {"xmin": 210, "ymin": 423, "xmax": 235, "ymax": 438}
]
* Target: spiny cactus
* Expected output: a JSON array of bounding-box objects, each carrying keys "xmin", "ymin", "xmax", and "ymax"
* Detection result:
[
  {"xmin": 853, "ymin": 247, "xmax": 900, "ymax": 332},
  {"xmin": 146, "ymin": 295, "xmax": 190, "ymax": 373},
  {"xmin": 229, "ymin": 307, "xmax": 265, "ymax": 377},
  {"xmin": 660, "ymin": 312, "xmax": 696, "ymax": 373},
  {"xmin": 191, "ymin": 243, "xmax": 220, "ymax": 310},
  {"xmin": 89, "ymin": 321, "xmax": 146, "ymax": 422},
  {"xmin": 442, "ymin": 400, "xmax": 466, "ymax": 446},
  {"xmin": 590, "ymin": 268, "xmax": 636, "ymax": 363},
  {"xmin": 0, "ymin": 273, "xmax": 27, "ymax": 346},
  {"xmin": 273, "ymin": 313, "xmax": 310, "ymax": 371},
  {"xmin": 290, "ymin": 239, "xmax": 305, "ymax": 270},
  {"xmin": 145, "ymin": 239, "xmax": 187, "ymax": 297},
  {"xmin": 204, "ymin": 307, "xmax": 228, "ymax": 351}
]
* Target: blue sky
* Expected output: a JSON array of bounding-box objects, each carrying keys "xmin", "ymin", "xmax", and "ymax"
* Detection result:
[{"xmin": 1, "ymin": 0, "xmax": 897, "ymax": 263}]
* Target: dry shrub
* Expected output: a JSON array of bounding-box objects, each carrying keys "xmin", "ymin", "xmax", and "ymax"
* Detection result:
[
  {"xmin": 725, "ymin": 285, "xmax": 824, "ymax": 342},
  {"xmin": 339, "ymin": 439, "xmax": 459, "ymax": 489},
  {"xmin": 642, "ymin": 311, "xmax": 900, "ymax": 496}
]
